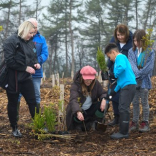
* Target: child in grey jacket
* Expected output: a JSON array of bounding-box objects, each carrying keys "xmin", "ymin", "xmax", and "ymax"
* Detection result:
[{"xmin": 128, "ymin": 29, "xmax": 155, "ymax": 132}]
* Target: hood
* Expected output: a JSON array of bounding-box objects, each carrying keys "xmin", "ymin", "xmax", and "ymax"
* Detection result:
[
  {"xmin": 128, "ymin": 31, "xmax": 133, "ymax": 43},
  {"xmin": 123, "ymin": 30, "xmax": 133, "ymax": 50},
  {"xmin": 73, "ymin": 70, "xmax": 81, "ymax": 83},
  {"xmin": 35, "ymin": 31, "xmax": 40, "ymax": 37}
]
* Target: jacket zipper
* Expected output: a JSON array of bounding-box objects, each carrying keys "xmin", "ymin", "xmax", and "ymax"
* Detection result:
[{"xmin": 15, "ymin": 70, "xmax": 18, "ymax": 92}]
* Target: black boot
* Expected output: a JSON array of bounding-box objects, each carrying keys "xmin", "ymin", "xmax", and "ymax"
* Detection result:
[
  {"xmin": 111, "ymin": 112, "xmax": 129, "ymax": 139},
  {"xmin": 108, "ymin": 115, "xmax": 119, "ymax": 126},
  {"xmin": 17, "ymin": 102, "xmax": 20, "ymax": 122}
]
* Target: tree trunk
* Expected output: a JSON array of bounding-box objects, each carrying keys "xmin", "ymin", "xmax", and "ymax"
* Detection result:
[
  {"xmin": 19, "ymin": 0, "xmax": 21, "ymax": 25},
  {"xmin": 135, "ymin": 0, "xmax": 138, "ymax": 29},
  {"xmin": 4, "ymin": 0, "xmax": 11, "ymax": 40},
  {"xmin": 143, "ymin": 0, "xmax": 152, "ymax": 30},
  {"xmin": 69, "ymin": 0, "xmax": 75, "ymax": 75},
  {"xmin": 65, "ymin": 0, "xmax": 68, "ymax": 76},
  {"xmin": 35, "ymin": 0, "xmax": 38, "ymax": 19}
]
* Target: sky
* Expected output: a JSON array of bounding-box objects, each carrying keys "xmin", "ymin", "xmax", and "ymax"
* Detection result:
[
  {"xmin": 28, "ymin": 0, "xmax": 50, "ymax": 11},
  {"xmin": 28, "ymin": 0, "xmax": 51, "ymax": 20},
  {"xmin": 41, "ymin": 0, "xmax": 50, "ymax": 6}
]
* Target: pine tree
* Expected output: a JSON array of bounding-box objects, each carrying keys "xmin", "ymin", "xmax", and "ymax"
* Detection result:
[
  {"xmin": 79, "ymin": 0, "xmax": 110, "ymax": 70},
  {"xmin": 40, "ymin": 0, "xmax": 84, "ymax": 76}
]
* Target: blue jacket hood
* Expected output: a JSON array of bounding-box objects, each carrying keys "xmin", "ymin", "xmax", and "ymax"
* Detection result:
[{"xmin": 32, "ymin": 31, "xmax": 49, "ymax": 78}]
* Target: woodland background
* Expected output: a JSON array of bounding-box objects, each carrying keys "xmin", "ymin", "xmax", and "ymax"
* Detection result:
[{"xmin": 0, "ymin": 0, "xmax": 156, "ymax": 77}]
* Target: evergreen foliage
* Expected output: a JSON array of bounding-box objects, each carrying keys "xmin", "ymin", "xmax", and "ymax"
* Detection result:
[
  {"xmin": 0, "ymin": 26, "xmax": 3, "ymax": 31},
  {"xmin": 31, "ymin": 105, "xmax": 57, "ymax": 133},
  {"xmin": 96, "ymin": 47, "xmax": 107, "ymax": 72},
  {"xmin": 44, "ymin": 105, "xmax": 57, "ymax": 132},
  {"xmin": 31, "ymin": 108, "xmax": 45, "ymax": 133}
]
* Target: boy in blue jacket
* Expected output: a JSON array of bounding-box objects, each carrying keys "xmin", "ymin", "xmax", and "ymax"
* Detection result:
[{"xmin": 105, "ymin": 43, "xmax": 136, "ymax": 139}]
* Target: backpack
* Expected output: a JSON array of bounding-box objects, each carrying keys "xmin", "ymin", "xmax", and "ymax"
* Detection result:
[
  {"xmin": 0, "ymin": 41, "xmax": 20, "ymax": 89},
  {"xmin": 0, "ymin": 59, "xmax": 8, "ymax": 89}
]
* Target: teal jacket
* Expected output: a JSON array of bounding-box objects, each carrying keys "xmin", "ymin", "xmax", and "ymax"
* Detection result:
[{"xmin": 114, "ymin": 54, "xmax": 136, "ymax": 92}]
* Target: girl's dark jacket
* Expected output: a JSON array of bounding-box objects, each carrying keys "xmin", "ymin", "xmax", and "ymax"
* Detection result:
[
  {"xmin": 3, "ymin": 33, "xmax": 38, "ymax": 92},
  {"xmin": 66, "ymin": 70, "xmax": 106, "ymax": 130}
]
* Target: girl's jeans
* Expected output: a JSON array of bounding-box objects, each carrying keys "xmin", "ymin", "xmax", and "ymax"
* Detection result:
[{"xmin": 132, "ymin": 88, "xmax": 149, "ymax": 122}]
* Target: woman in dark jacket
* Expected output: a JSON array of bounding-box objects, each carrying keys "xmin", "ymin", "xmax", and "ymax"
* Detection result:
[
  {"xmin": 107, "ymin": 24, "xmax": 133, "ymax": 126},
  {"xmin": 66, "ymin": 65, "xmax": 107, "ymax": 131},
  {"xmin": 3, "ymin": 21, "xmax": 40, "ymax": 137}
]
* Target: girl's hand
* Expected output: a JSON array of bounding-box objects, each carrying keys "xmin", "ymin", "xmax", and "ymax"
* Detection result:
[
  {"xmin": 100, "ymin": 98, "xmax": 106, "ymax": 111},
  {"xmin": 26, "ymin": 66, "xmax": 35, "ymax": 74},
  {"xmin": 34, "ymin": 63, "xmax": 41, "ymax": 69},
  {"xmin": 77, "ymin": 111, "xmax": 84, "ymax": 121}
]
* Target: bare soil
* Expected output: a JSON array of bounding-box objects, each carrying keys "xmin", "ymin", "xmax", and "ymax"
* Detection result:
[{"xmin": 0, "ymin": 77, "xmax": 156, "ymax": 156}]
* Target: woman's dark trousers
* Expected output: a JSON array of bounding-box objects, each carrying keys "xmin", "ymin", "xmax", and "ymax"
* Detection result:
[{"xmin": 6, "ymin": 79, "xmax": 38, "ymax": 129}]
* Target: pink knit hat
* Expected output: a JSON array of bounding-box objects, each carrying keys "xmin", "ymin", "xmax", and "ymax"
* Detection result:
[{"xmin": 80, "ymin": 66, "xmax": 97, "ymax": 80}]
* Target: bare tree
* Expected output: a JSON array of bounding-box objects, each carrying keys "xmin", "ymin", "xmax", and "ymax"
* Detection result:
[{"xmin": 69, "ymin": 0, "xmax": 75, "ymax": 75}]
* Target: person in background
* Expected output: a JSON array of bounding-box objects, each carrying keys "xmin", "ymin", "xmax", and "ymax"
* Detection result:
[
  {"xmin": 3, "ymin": 21, "xmax": 40, "ymax": 137},
  {"xmin": 128, "ymin": 29, "xmax": 155, "ymax": 132},
  {"xmin": 17, "ymin": 18, "xmax": 48, "ymax": 119},
  {"xmin": 107, "ymin": 24, "xmax": 133, "ymax": 126},
  {"xmin": 66, "ymin": 65, "xmax": 107, "ymax": 131},
  {"xmin": 105, "ymin": 43, "xmax": 136, "ymax": 139}
]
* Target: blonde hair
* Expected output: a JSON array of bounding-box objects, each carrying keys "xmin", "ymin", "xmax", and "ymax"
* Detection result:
[
  {"xmin": 18, "ymin": 21, "xmax": 35, "ymax": 39},
  {"xmin": 81, "ymin": 77, "xmax": 95, "ymax": 96}
]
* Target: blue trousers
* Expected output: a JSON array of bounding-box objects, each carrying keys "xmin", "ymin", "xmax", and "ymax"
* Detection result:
[{"xmin": 32, "ymin": 77, "xmax": 41, "ymax": 104}]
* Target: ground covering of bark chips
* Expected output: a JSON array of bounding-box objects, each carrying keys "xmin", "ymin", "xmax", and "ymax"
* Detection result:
[{"xmin": 0, "ymin": 77, "xmax": 156, "ymax": 156}]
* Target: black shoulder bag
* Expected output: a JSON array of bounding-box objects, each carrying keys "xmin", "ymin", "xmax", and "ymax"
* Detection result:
[
  {"xmin": 0, "ymin": 41, "xmax": 21, "ymax": 89},
  {"xmin": 0, "ymin": 60, "xmax": 8, "ymax": 89}
]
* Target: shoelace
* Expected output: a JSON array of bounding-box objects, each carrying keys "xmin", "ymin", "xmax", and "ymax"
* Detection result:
[
  {"xmin": 130, "ymin": 122, "xmax": 136, "ymax": 128},
  {"xmin": 14, "ymin": 129, "xmax": 21, "ymax": 135},
  {"xmin": 16, "ymin": 130, "xmax": 20, "ymax": 135},
  {"xmin": 140, "ymin": 122, "xmax": 146, "ymax": 128}
]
